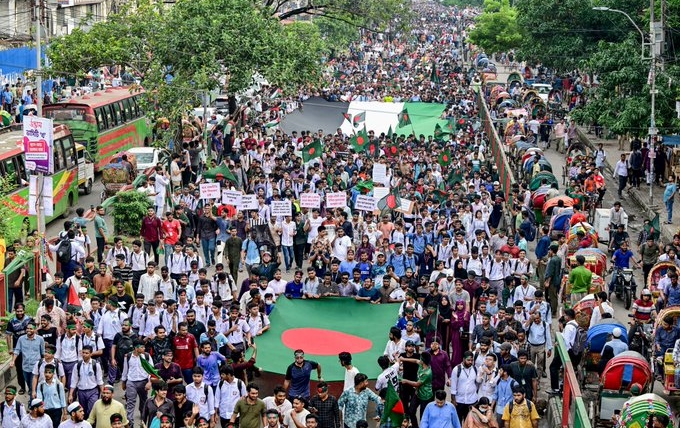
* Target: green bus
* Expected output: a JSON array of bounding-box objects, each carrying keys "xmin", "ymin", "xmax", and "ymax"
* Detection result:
[
  {"xmin": 0, "ymin": 124, "xmax": 80, "ymax": 232},
  {"xmin": 43, "ymin": 87, "xmax": 152, "ymax": 171}
]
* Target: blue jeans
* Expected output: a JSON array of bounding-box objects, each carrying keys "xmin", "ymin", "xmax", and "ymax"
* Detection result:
[
  {"xmin": 666, "ymin": 199, "xmax": 674, "ymax": 223},
  {"xmin": 164, "ymin": 244, "xmax": 174, "ymax": 266},
  {"xmin": 23, "ymin": 371, "xmax": 34, "ymax": 398},
  {"xmin": 201, "ymin": 237, "xmax": 216, "ymax": 266},
  {"xmin": 282, "ymin": 246, "xmax": 294, "ymax": 270}
]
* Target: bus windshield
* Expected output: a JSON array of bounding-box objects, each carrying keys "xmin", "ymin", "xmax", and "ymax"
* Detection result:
[{"xmin": 44, "ymin": 108, "xmax": 87, "ymax": 121}]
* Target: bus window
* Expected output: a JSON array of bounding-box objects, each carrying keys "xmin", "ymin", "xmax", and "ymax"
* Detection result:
[
  {"xmin": 118, "ymin": 101, "xmax": 127, "ymax": 122},
  {"xmin": 95, "ymin": 107, "xmax": 107, "ymax": 131},
  {"xmin": 104, "ymin": 105, "xmax": 114, "ymax": 128},
  {"xmin": 62, "ymin": 137, "xmax": 76, "ymax": 169},
  {"xmin": 130, "ymin": 96, "xmax": 139, "ymax": 118},
  {"xmin": 122, "ymin": 99, "xmax": 132, "ymax": 120},
  {"xmin": 112, "ymin": 102, "xmax": 122, "ymax": 125},
  {"xmin": 15, "ymin": 157, "xmax": 27, "ymax": 186},
  {"xmin": 53, "ymin": 139, "xmax": 65, "ymax": 172}
]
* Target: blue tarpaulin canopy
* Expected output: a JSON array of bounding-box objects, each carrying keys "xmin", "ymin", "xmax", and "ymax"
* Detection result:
[
  {"xmin": 0, "ymin": 46, "xmax": 44, "ymax": 83},
  {"xmin": 662, "ymin": 135, "xmax": 680, "ymax": 146}
]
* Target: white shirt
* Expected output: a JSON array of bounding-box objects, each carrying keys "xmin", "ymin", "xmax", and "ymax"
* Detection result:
[
  {"xmin": 268, "ymin": 279, "xmax": 287, "ymax": 297},
  {"xmin": 450, "ymin": 364, "xmax": 479, "ymax": 404},
  {"xmin": 383, "ymin": 339, "xmax": 406, "ymax": 362},
  {"xmin": 247, "ymin": 313, "xmax": 270, "ymax": 337},
  {"xmin": 56, "ymin": 334, "xmax": 79, "ymax": 363},
  {"xmin": 79, "ymin": 333, "xmax": 105, "ymax": 355},
  {"xmin": 215, "ymin": 378, "xmax": 247, "ymax": 419},
  {"xmin": 139, "ymin": 273, "xmax": 162, "ymax": 303},
  {"xmin": 121, "ymin": 353, "xmax": 152, "ymax": 382},
  {"xmin": 225, "ymin": 317, "xmax": 250, "ymax": 344},
  {"xmin": 97, "ymin": 309, "xmax": 127, "ymax": 340},
  {"xmin": 513, "ymin": 284, "xmax": 537, "ymax": 309},
  {"xmin": 186, "ymin": 382, "xmax": 215, "ymax": 418},
  {"xmin": 332, "ymin": 236, "xmax": 353, "ymax": 262},
  {"xmin": 589, "ymin": 302, "xmax": 615, "ymax": 328},
  {"xmin": 192, "ymin": 304, "xmax": 211, "ymax": 325},
  {"xmin": 168, "ymin": 252, "xmax": 187, "ymax": 275},
  {"xmin": 284, "ymin": 409, "xmax": 310, "ymax": 428},
  {"xmin": 281, "ymin": 221, "xmax": 296, "ymax": 247},
  {"xmin": 614, "ymin": 160, "xmax": 628, "ymax": 177},
  {"xmin": 70, "ymin": 359, "xmax": 103, "ymax": 390},
  {"xmin": 263, "ymin": 396, "xmax": 292, "ymax": 416},
  {"xmin": 375, "ymin": 363, "xmax": 399, "ymax": 392},
  {"xmin": 129, "ymin": 251, "xmax": 149, "ymax": 271},
  {"xmin": 140, "ymin": 312, "xmax": 161, "ymax": 338},
  {"xmin": 1, "ymin": 399, "xmax": 26, "ymax": 428},
  {"xmin": 159, "ymin": 309, "xmax": 183, "ymax": 334},
  {"xmin": 343, "ymin": 366, "xmax": 359, "ymax": 392},
  {"xmin": 562, "ymin": 320, "xmax": 579, "ymax": 350}
]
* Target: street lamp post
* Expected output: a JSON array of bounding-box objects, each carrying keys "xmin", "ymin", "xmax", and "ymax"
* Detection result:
[{"xmin": 592, "ymin": 6, "xmax": 657, "ymax": 205}]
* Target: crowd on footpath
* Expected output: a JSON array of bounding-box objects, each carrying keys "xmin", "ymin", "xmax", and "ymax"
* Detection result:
[{"xmin": 12, "ymin": 2, "xmax": 680, "ymax": 428}]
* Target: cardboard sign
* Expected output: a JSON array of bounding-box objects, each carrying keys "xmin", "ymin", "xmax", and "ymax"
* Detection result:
[
  {"xmin": 238, "ymin": 194, "xmax": 258, "ymax": 211},
  {"xmin": 395, "ymin": 198, "xmax": 414, "ymax": 214},
  {"xmin": 200, "ymin": 183, "xmax": 221, "ymax": 200},
  {"xmin": 271, "ymin": 200, "xmax": 292, "ymax": 217},
  {"xmin": 23, "ymin": 117, "xmax": 54, "ymax": 174},
  {"xmin": 326, "ymin": 192, "xmax": 347, "ymax": 208},
  {"xmin": 355, "ymin": 194, "xmax": 376, "ymax": 212},
  {"xmin": 222, "ymin": 190, "xmax": 242, "ymax": 206},
  {"xmin": 300, "ymin": 193, "xmax": 321, "ymax": 209},
  {"xmin": 372, "ymin": 163, "xmax": 388, "ymax": 186}
]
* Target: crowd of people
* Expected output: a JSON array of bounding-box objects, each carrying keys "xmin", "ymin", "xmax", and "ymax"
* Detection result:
[{"xmin": 9, "ymin": 1, "xmax": 680, "ymax": 428}]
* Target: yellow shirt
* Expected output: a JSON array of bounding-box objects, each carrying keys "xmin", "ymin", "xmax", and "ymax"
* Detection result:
[
  {"xmin": 502, "ymin": 399, "xmax": 540, "ymax": 428},
  {"xmin": 87, "ymin": 399, "xmax": 128, "ymax": 428}
]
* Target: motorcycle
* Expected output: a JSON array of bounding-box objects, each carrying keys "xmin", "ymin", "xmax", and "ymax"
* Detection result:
[
  {"xmin": 610, "ymin": 267, "xmax": 636, "ymax": 309},
  {"xmin": 627, "ymin": 315, "xmax": 653, "ymax": 360}
]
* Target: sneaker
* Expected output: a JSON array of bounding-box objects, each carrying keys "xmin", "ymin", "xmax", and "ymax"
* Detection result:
[{"xmin": 18, "ymin": 389, "xmax": 25, "ymax": 395}]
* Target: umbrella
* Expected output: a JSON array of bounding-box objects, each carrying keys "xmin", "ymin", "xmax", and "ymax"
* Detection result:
[{"xmin": 203, "ymin": 164, "xmax": 237, "ymax": 183}]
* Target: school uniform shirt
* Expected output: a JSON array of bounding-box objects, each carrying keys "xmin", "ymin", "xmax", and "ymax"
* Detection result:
[
  {"xmin": 449, "ymin": 364, "xmax": 479, "ymax": 405},
  {"xmin": 129, "ymin": 251, "xmax": 149, "ymax": 272},
  {"xmin": 159, "ymin": 309, "xmax": 183, "ymax": 333},
  {"xmin": 70, "ymin": 359, "xmax": 103, "ymax": 390},
  {"xmin": 140, "ymin": 312, "xmax": 161, "ymax": 338},
  {"xmin": 247, "ymin": 313, "xmax": 270, "ymax": 337},
  {"xmin": 97, "ymin": 309, "xmax": 128, "ymax": 341},
  {"xmin": 186, "ymin": 382, "xmax": 215, "ymax": 419},
  {"xmin": 56, "ymin": 334, "xmax": 79, "ymax": 363},
  {"xmin": 168, "ymin": 252, "xmax": 188, "ymax": 276},
  {"xmin": 32, "ymin": 359, "xmax": 65, "ymax": 383},
  {"xmin": 36, "ymin": 380, "xmax": 66, "ymax": 410},
  {"xmin": 225, "ymin": 317, "xmax": 250, "ymax": 345},
  {"xmin": 0, "ymin": 399, "xmax": 27, "ymax": 428},
  {"xmin": 215, "ymin": 378, "xmax": 247, "ymax": 419},
  {"xmin": 80, "ymin": 333, "xmax": 105, "ymax": 355},
  {"xmin": 513, "ymin": 285, "xmax": 537, "ymax": 310},
  {"xmin": 128, "ymin": 304, "xmax": 147, "ymax": 331},
  {"xmin": 121, "ymin": 353, "xmax": 152, "ymax": 382},
  {"xmin": 526, "ymin": 320, "xmax": 553, "ymax": 351}
]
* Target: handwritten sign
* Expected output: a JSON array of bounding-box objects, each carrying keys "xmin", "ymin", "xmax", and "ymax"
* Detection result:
[
  {"xmin": 300, "ymin": 193, "xmax": 321, "ymax": 209},
  {"xmin": 222, "ymin": 190, "xmax": 242, "ymax": 206},
  {"xmin": 355, "ymin": 195, "xmax": 376, "ymax": 212},
  {"xmin": 200, "ymin": 183, "xmax": 221, "ymax": 200},
  {"xmin": 326, "ymin": 192, "xmax": 347, "ymax": 209},
  {"xmin": 238, "ymin": 194, "xmax": 258, "ymax": 211},
  {"xmin": 271, "ymin": 200, "xmax": 292, "ymax": 217},
  {"xmin": 373, "ymin": 187, "xmax": 389, "ymax": 204},
  {"xmin": 372, "ymin": 163, "xmax": 388, "ymax": 186},
  {"xmin": 23, "ymin": 117, "xmax": 54, "ymax": 174}
]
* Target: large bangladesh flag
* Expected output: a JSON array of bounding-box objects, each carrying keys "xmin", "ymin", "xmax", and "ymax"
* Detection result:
[
  {"xmin": 350, "ymin": 129, "xmax": 370, "ymax": 152},
  {"xmin": 302, "ymin": 139, "xmax": 323, "ymax": 163},
  {"xmin": 381, "ymin": 382, "xmax": 405, "ymax": 427}
]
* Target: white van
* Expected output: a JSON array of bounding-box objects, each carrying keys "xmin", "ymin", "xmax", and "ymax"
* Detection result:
[{"xmin": 76, "ymin": 143, "xmax": 95, "ymax": 194}]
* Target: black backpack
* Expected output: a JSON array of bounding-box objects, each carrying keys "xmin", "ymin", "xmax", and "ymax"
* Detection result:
[
  {"xmin": 508, "ymin": 399, "xmax": 533, "ymax": 414},
  {"xmin": 39, "ymin": 381, "xmax": 63, "ymax": 403},
  {"xmin": 571, "ymin": 324, "xmax": 588, "ymax": 356},
  {"xmin": 57, "ymin": 239, "xmax": 72, "ymax": 265},
  {"xmin": 115, "ymin": 334, "xmax": 136, "ymax": 360},
  {"xmin": 0, "ymin": 400, "xmax": 22, "ymax": 421},
  {"xmin": 76, "ymin": 360, "xmax": 99, "ymax": 379}
]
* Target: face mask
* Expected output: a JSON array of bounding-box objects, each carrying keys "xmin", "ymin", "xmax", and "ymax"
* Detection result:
[{"xmin": 479, "ymin": 406, "xmax": 489, "ymax": 412}]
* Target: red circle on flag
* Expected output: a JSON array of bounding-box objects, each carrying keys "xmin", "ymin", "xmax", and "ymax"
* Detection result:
[
  {"xmin": 357, "ymin": 137, "xmax": 365, "ymax": 145},
  {"xmin": 309, "ymin": 148, "xmax": 315, "ymax": 155},
  {"xmin": 282, "ymin": 328, "xmax": 373, "ymax": 355},
  {"xmin": 442, "ymin": 155, "xmax": 449, "ymax": 162}
]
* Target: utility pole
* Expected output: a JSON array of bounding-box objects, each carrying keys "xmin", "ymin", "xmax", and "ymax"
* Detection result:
[
  {"xmin": 33, "ymin": 0, "xmax": 47, "ymax": 283},
  {"xmin": 648, "ymin": 0, "xmax": 658, "ymax": 206}
]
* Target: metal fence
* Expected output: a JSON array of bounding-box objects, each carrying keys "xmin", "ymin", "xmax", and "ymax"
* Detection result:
[
  {"xmin": 477, "ymin": 94, "xmax": 516, "ymax": 201},
  {"xmin": 555, "ymin": 334, "xmax": 593, "ymax": 428}
]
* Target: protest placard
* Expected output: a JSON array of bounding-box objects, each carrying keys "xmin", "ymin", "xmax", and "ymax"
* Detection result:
[
  {"xmin": 300, "ymin": 193, "xmax": 321, "ymax": 208},
  {"xmin": 326, "ymin": 192, "xmax": 347, "ymax": 208},
  {"xmin": 200, "ymin": 183, "xmax": 221, "ymax": 200},
  {"xmin": 271, "ymin": 200, "xmax": 292, "ymax": 217},
  {"xmin": 238, "ymin": 194, "xmax": 258, "ymax": 210},
  {"xmin": 373, "ymin": 187, "xmax": 389, "ymax": 204},
  {"xmin": 395, "ymin": 198, "xmax": 414, "ymax": 214},
  {"xmin": 222, "ymin": 190, "xmax": 242, "ymax": 206},
  {"xmin": 372, "ymin": 164, "xmax": 388, "ymax": 186},
  {"xmin": 355, "ymin": 195, "xmax": 376, "ymax": 212}
]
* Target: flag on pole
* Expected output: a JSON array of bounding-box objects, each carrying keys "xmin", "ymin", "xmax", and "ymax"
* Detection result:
[
  {"xmin": 438, "ymin": 149, "xmax": 452, "ymax": 166},
  {"xmin": 140, "ymin": 355, "xmax": 161, "ymax": 380},
  {"xmin": 398, "ymin": 108, "xmax": 411, "ymax": 127},
  {"xmin": 302, "ymin": 139, "xmax": 323, "ymax": 163},
  {"xmin": 434, "ymin": 123, "xmax": 446, "ymax": 140},
  {"xmin": 386, "ymin": 124, "xmax": 393, "ymax": 139},
  {"xmin": 342, "ymin": 112, "xmax": 352, "ymax": 124},
  {"xmin": 385, "ymin": 143, "xmax": 399, "ymax": 158},
  {"xmin": 353, "ymin": 112, "xmax": 366, "ymax": 128},
  {"xmin": 380, "ymin": 382, "xmax": 405, "ymax": 427}
]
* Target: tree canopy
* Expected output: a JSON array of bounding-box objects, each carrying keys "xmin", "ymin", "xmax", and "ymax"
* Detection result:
[{"xmin": 467, "ymin": 0, "xmax": 521, "ymax": 55}]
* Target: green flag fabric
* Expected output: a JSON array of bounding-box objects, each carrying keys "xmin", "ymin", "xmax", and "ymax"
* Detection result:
[
  {"xmin": 387, "ymin": 124, "xmax": 393, "ymax": 139},
  {"xmin": 302, "ymin": 139, "xmax": 323, "ymax": 163},
  {"xmin": 377, "ymin": 189, "xmax": 401, "ymax": 215},
  {"xmin": 353, "ymin": 112, "xmax": 366, "ymax": 128},
  {"xmin": 398, "ymin": 108, "xmax": 411, "ymax": 127},
  {"xmin": 381, "ymin": 382, "xmax": 405, "ymax": 427},
  {"xmin": 140, "ymin": 354, "xmax": 161, "ymax": 380},
  {"xmin": 430, "ymin": 63, "xmax": 440, "ymax": 84},
  {"xmin": 438, "ymin": 149, "xmax": 452, "ymax": 166},
  {"xmin": 350, "ymin": 130, "xmax": 370, "ymax": 153},
  {"xmin": 434, "ymin": 123, "xmax": 445, "ymax": 140},
  {"xmin": 203, "ymin": 164, "xmax": 237, "ymax": 184},
  {"xmin": 416, "ymin": 308, "xmax": 438, "ymax": 333},
  {"xmin": 354, "ymin": 180, "xmax": 374, "ymax": 193}
]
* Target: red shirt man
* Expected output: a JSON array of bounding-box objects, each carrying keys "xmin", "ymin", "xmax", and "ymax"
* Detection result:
[
  {"xmin": 141, "ymin": 208, "xmax": 163, "ymax": 243},
  {"xmin": 172, "ymin": 322, "xmax": 198, "ymax": 372},
  {"xmin": 162, "ymin": 213, "xmax": 182, "ymax": 246}
]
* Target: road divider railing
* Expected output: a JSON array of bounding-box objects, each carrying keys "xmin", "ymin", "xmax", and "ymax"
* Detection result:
[{"xmin": 555, "ymin": 334, "xmax": 592, "ymax": 428}]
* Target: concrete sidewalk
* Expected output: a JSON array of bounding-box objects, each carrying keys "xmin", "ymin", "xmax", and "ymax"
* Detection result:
[{"xmin": 575, "ymin": 127, "xmax": 678, "ymax": 243}]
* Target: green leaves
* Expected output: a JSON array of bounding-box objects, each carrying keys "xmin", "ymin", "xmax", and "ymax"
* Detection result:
[
  {"xmin": 468, "ymin": 0, "xmax": 522, "ymax": 54},
  {"xmin": 111, "ymin": 190, "xmax": 153, "ymax": 236}
]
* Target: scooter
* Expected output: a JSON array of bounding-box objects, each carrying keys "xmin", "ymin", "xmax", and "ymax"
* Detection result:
[{"xmin": 610, "ymin": 267, "xmax": 636, "ymax": 310}]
